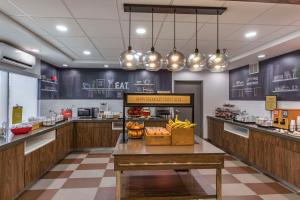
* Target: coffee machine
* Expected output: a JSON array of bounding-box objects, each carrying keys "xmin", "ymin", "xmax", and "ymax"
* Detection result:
[{"xmin": 272, "ymin": 109, "xmax": 300, "ymax": 130}]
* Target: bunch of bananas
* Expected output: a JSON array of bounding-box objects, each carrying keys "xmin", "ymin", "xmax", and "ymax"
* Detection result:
[{"xmin": 168, "ymin": 115, "xmax": 196, "ymax": 129}]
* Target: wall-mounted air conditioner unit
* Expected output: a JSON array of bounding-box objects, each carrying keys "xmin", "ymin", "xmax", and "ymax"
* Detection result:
[{"xmin": 0, "ymin": 43, "xmax": 36, "ymax": 69}]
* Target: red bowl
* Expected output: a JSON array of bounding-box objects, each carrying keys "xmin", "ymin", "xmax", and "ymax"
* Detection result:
[{"xmin": 11, "ymin": 127, "xmax": 32, "ymax": 135}]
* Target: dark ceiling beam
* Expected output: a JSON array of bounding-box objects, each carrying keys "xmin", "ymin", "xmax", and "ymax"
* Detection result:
[
  {"xmin": 222, "ymin": 0, "xmax": 300, "ymax": 5},
  {"xmin": 123, "ymin": 4, "xmax": 227, "ymax": 15}
]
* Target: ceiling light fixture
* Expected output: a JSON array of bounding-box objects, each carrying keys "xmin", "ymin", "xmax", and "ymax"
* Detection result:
[
  {"xmin": 136, "ymin": 27, "xmax": 146, "ymax": 35},
  {"xmin": 207, "ymin": 9, "xmax": 229, "ymax": 73},
  {"xmin": 143, "ymin": 8, "xmax": 162, "ymax": 71},
  {"xmin": 166, "ymin": 9, "xmax": 185, "ymax": 72},
  {"xmin": 56, "ymin": 25, "xmax": 68, "ymax": 32},
  {"xmin": 120, "ymin": 7, "xmax": 140, "ymax": 70},
  {"xmin": 83, "ymin": 50, "xmax": 91, "ymax": 55},
  {"xmin": 258, "ymin": 54, "xmax": 266, "ymax": 59},
  {"xmin": 245, "ymin": 31, "xmax": 257, "ymax": 38},
  {"xmin": 62, "ymin": 64, "xmax": 68, "ymax": 67},
  {"xmin": 104, "ymin": 64, "xmax": 109, "ymax": 68},
  {"xmin": 187, "ymin": 9, "xmax": 206, "ymax": 72}
]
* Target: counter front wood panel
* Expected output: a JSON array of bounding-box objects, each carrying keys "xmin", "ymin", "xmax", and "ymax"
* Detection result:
[
  {"xmin": 0, "ymin": 143, "xmax": 25, "ymax": 200},
  {"xmin": 75, "ymin": 122, "xmax": 112, "ymax": 148},
  {"xmin": 223, "ymin": 131, "xmax": 249, "ymax": 161}
]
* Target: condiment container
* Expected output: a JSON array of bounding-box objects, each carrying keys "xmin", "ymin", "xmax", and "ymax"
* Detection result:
[{"xmin": 290, "ymin": 120, "xmax": 296, "ymax": 132}]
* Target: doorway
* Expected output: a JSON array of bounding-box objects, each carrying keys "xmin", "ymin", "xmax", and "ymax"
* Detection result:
[{"xmin": 174, "ymin": 81, "xmax": 203, "ymax": 138}]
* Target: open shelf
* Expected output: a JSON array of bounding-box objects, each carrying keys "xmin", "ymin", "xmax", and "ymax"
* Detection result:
[
  {"xmin": 41, "ymin": 89, "xmax": 58, "ymax": 92},
  {"xmin": 121, "ymin": 172, "xmax": 216, "ymax": 200},
  {"xmin": 272, "ymin": 89, "xmax": 299, "ymax": 93},
  {"xmin": 41, "ymin": 80, "xmax": 58, "ymax": 84},
  {"xmin": 24, "ymin": 130, "xmax": 56, "ymax": 155},
  {"xmin": 272, "ymin": 77, "xmax": 298, "ymax": 83}
]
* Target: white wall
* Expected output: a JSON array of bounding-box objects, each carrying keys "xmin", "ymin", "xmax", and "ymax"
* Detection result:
[
  {"xmin": 39, "ymin": 99, "xmax": 123, "ymax": 116},
  {"xmin": 172, "ymin": 71, "xmax": 229, "ymax": 138}
]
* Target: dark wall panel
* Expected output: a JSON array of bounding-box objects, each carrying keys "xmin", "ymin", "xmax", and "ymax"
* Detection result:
[{"xmin": 230, "ymin": 50, "xmax": 300, "ymax": 101}]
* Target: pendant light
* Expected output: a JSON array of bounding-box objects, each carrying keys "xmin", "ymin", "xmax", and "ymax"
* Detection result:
[
  {"xmin": 143, "ymin": 9, "xmax": 162, "ymax": 71},
  {"xmin": 120, "ymin": 7, "xmax": 140, "ymax": 70},
  {"xmin": 207, "ymin": 9, "xmax": 229, "ymax": 72},
  {"xmin": 187, "ymin": 9, "xmax": 206, "ymax": 72},
  {"xmin": 166, "ymin": 9, "xmax": 185, "ymax": 72}
]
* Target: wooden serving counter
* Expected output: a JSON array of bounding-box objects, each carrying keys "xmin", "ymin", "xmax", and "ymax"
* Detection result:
[{"xmin": 113, "ymin": 138, "xmax": 225, "ymax": 200}]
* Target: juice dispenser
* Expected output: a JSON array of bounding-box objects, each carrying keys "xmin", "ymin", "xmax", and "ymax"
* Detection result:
[{"xmin": 272, "ymin": 109, "xmax": 300, "ymax": 130}]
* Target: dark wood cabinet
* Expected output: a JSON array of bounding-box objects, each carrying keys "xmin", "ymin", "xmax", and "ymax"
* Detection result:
[
  {"xmin": 0, "ymin": 143, "xmax": 25, "ymax": 200},
  {"xmin": 223, "ymin": 131, "xmax": 249, "ymax": 161},
  {"xmin": 25, "ymin": 141, "xmax": 56, "ymax": 187},
  {"xmin": 207, "ymin": 118, "xmax": 224, "ymax": 147},
  {"xmin": 112, "ymin": 130, "xmax": 121, "ymax": 146},
  {"xmin": 56, "ymin": 123, "xmax": 73, "ymax": 161},
  {"xmin": 75, "ymin": 122, "xmax": 112, "ymax": 148}
]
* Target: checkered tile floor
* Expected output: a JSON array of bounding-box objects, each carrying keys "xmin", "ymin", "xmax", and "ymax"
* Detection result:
[{"xmin": 17, "ymin": 152, "xmax": 300, "ymax": 200}]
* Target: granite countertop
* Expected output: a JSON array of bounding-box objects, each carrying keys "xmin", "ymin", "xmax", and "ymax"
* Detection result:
[
  {"xmin": 208, "ymin": 116, "xmax": 300, "ymax": 143},
  {"xmin": 0, "ymin": 117, "xmax": 168, "ymax": 150}
]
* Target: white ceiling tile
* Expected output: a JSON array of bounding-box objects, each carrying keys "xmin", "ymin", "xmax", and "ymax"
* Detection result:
[
  {"xmin": 55, "ymin": 37, "xmax": 93, "ymax": 48},
  {"xmin": 258, "ymin": 26, "xmax": 300, "ymax": 43},
  {"xmin": 99, "ymin": 48, "xmax": 122, "ymax": 60},
  {"xmin": 9, "ymin": 0, "xmax": 71, "ymax": 18},
  {"xmin": 64, "ymin": 0, "xmax": 118, "ymax": 20},
  {"xmin": 158, "ymin": 22, "xmax": 199, "ymax": 40},
  {"xmin": 121, "ymin": 20, "xmax": 163, "ymax": 39},
  {"xmin": 250, "ymin": 4, "xmax": 300, "ymax": 25},
  {"xmin": 197, "ymin": 23, "xmax": 242, "ymax": 41},
  {"xmin": 210, "ymin": 1, "xmax": 275, "ymax": 24},
  {"xmin": 72, "ymin": 46, "xmax": 103, "ymax": 60},
  {"xmin": 92, "ymin": 37, "xmax": 124, "ymax": 49},
  {"xmin": 226, "ymin": 25, "xmax": 282, "ymax": 41},
  {"xmin": 78, "ymin": 19, "xmax": 122, "ymax": 38},
  {"xmin": 0, "ymin": 0, "xmax": 24, "ymax": 16},
  {"xmin": 32, "ymin": 17, "xmax": 85, "ymax": 37},
  {"xmin": 10, "ymin": 16, "xmax": 49, "ymax": 36},
  {"xmin": 155, "ymin": 39, "xmax": 187, "ymax": 51}
]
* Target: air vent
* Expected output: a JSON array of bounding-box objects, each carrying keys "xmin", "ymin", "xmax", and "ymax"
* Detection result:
[{"xmin": 249, "ymin": 63, "xmax": 259, "ymax": 75}]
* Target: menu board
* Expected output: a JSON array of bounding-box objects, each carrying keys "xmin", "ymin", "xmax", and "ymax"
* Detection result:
[
  {"xmin": 230, "ymin": 49, "xmax": 300, "ymax": 101},
  {"xmin": 58, "ymin": 69, "xmax": 172, "ymax": 99}
]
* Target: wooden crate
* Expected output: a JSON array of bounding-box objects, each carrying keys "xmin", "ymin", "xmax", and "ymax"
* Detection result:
[
  {"xmin": 145, "ymin": 128, "xmax": 171, "ymax": 146},
  {"xmin": 166, "ymin": 124, "xmax": 194, "ymax": 146}
]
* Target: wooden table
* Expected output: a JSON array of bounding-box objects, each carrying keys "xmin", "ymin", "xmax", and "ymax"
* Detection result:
[{"xmin": 113, "ymin": 138, "xmax": 225, "ymax": 200}]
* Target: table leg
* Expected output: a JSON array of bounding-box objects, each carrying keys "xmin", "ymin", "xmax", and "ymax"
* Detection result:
[
  {"xmin": 216, "ymin": 168, "xmax": 222, "ymax": 200},
  {"xmin": 116, "ymin": 171, "xmax": 121, "ymax": 200}
]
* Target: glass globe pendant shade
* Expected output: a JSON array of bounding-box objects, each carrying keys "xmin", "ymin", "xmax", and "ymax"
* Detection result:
[
  {"xmin": 143, "ymin": 47, "xmax": 162, "ymax": 71},
  {"xmin": 187, "ymin": 49, "xmax": 206, "ymax": 72},
  {"xmin": 120, "ymin": 47, "xmax": 140, "ymax": 70},
  {"xmin": 207, "ymin": 49, "xmax": 229, "ymax": 72},
  {"xmin": 166, "ymin": 49, "xmax": 186, "ymax": 72}
]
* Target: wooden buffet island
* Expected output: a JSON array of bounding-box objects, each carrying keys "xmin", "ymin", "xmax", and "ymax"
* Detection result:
[{"xmin": 113, "ymin": 138, "xmax": 225, "ymax": 200}]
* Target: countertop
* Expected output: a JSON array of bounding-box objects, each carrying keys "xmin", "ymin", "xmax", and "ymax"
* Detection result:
[
  {"xmin": 0, "ymin": 117, "xmax": 168, "ymax": 150},
  {"xmin": 208, "ymin": 116, "xmax": 300, "ymax": 143}
]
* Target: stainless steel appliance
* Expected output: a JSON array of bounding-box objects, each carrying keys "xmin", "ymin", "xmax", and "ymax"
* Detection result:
[
  {"xmin": 92, "ymin": 107, "xmax": 99, "ymax": 118},
  {"xmin": 77, "ymin": 108, "xmax": 92, "ymax": 118}
]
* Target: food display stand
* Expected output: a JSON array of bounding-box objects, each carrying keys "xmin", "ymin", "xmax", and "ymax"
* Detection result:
[{"xmin": 114, "ymin": 93, "xmax": 225, "ymax": 200}]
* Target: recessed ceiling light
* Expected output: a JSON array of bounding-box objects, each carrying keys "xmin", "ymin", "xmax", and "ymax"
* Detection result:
[
  {"xmin": 136, "ymin": 28, "xmax": 146, "ymax": 35},
  {"xmin": 31, "ymin": 49, "xmax": 40, "ymax": 53},
  {"xmin": 245, "ymin": 31, "xmax": 257, "ymax": 38},
  {"xmin": 258, "ymin": 54, "xmax": 266, "ymax": 59},
  {"xmin": 56, "ymin": 25, "xmax": 68, "ymax": 32},
  {"xmin": 104, "ymin": 64, "xmax": 109, "ymax": 68},
  {"xmin": 83, "ymin": 50, "xmax": 91, "ymax": 55},
  {"xmin": 62, "ymin": 64, "xmax": 68, "ymax": 67}
]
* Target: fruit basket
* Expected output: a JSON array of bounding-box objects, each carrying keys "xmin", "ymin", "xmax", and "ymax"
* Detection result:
[
  {"xmin": 145, "ymin": 127, "xmax": 171, "ymax": 146},
  {"xmin": 11, "ymin": 124, "xmax": 32, "ymax": 135},
  {"xmin": 126, "ymin": 121, "xmax": 145, "ymax": 139}
]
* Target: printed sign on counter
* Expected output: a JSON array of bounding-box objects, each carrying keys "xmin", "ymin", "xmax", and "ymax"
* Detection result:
[
  {"xmin": 126, "ymin": 94, "xmax": 192, "ymax": 105},
  {"xmin": 265, "ymin": 96, "xmax": 277, "ymax": 111}
]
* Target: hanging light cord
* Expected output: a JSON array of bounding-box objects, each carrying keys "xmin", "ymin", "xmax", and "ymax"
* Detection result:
[
  {"xmin": 195, "ymin": 9, "xmax": 198, "ymax": 52},
  {"xmin": 151, "ymin": 8, "xmax": 154, "ymax": 51},
  {"xmin": 217, "ymin": 9, "xmax": 219, "ymax": 52},
  {"xmin": 128, "ymin": 7, "xmax": 132, "ymax": 49},
  {"xmin": 173, "ymin": 9, "xmax": 176, "ymax": 51}
]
